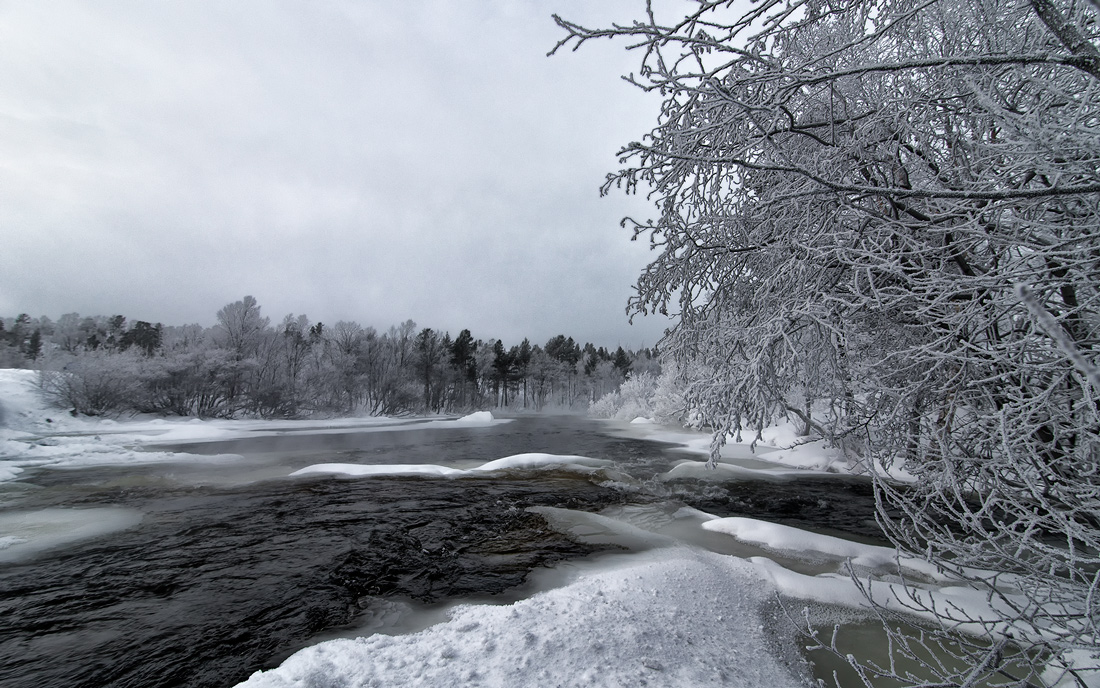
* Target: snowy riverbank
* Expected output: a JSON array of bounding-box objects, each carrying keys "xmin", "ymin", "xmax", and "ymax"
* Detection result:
[
  {"xmin": 0, "ymin": 368, "xmax": 507, "ymax": 484},
  {"xmin": 3, "ymin": 367, "xmax": 1081, "ymax": 687}
]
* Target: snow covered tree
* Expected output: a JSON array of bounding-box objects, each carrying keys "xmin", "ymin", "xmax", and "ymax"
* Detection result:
[
  {"xmin": 214, "ymin": 296, "xmax": 269, "ymax": 361},
  {"xmin": 556, "ymin": 0, "xmax": 1100, "ymax": 683},
  {"xmin": 39, "ymin": 349, "xmax": 148, "ymax": 417}
]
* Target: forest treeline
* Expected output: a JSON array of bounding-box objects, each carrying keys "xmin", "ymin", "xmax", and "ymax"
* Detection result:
[{"xmin": 0, "ymin": 296, "xmax": 658, "ymax": 418}]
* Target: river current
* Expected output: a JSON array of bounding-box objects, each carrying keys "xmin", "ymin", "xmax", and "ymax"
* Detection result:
[{"xmin": 0, "ymin": 414, "xmax": 881, "ymax": 687}]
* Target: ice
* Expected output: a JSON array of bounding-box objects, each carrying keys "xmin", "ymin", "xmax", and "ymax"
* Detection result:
[
  {"xmin": 0, "ymin": 507, "xmax": 143, "ymax": 563},
  {"xmin": 234, "ymin": 547, "xmax": 809, "ymax": 688},
  {"xmin": 290, "ymin": 463, "xmax": 466, "ymax": 478},
  {"xmin": 529, "ymin": 505, "xmax": 680, "ymax": 550}
]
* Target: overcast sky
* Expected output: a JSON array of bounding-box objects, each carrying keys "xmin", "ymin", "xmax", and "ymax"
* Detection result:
[{"xmin": 0, "ymin": 1, "xmax": 675, "ymax": 348}]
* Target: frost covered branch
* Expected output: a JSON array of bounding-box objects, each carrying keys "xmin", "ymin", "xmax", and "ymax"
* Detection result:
[{"xmin": 558, "ymin": 0, "xmax": 1100, "ymax": 682}]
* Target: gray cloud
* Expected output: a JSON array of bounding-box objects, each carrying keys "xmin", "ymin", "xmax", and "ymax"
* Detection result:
[{"xmin": 0, "ymin": 0, "xmax": 672, "ymax": 347}]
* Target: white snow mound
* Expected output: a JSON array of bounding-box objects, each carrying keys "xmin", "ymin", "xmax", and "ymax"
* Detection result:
[
  {"xmin": 290, "ymin": 464, "xmax": 466, "ymax": 478},
  {"xmin": 472, "ymin": 453, "xmax": 613, "ymax": 472},
  {"xmin": 455, "ymin": 411, "xmax": 494, "ymax": 423},
  {"xmin": 290, "ymin": 453, "xmax": 615, "ymax": 479},
  {"xmin": 235, "ymin": 547, "xmax": 808, "ymax": 688}
]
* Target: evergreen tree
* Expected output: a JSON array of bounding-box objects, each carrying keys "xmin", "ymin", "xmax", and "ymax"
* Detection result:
[{"xmin": 25, "ymin": 329, "xmax": 42, "ymax": 361}]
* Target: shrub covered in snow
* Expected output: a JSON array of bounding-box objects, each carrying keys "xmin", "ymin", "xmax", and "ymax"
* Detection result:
[
  {"xmin": 38, "ymin": 351, "xmax": 148, "ymax": 418},
  {"xmin": 589, "ymin": 368, "xmax": 690, "ymax": 424}
]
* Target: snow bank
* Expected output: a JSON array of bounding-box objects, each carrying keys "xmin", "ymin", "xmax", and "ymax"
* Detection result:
[
  {"xmin": 454, "ymin": 411, "xmax": 494, "ymax": 423},
  {"xmin": 0, "ymin": 507, "xmax": 142, "ymax": 563},
  {"xmin": 603, "ymin": 417, "xmax": 917, "ymax": 479},
  {"xmin": 235, "ymin": 547, "xmax": 809, "ymax": 688},
  {"xmin": 134, "ymin": 414, "xmax": 506, "ymax": 447},
  {"xmin": 660, "ymin": 460, "xmax": 813, "ymax": 482},
  {"xmin": 702, "ymin": 517, "xmax": 944, "ymax": 579},
  {"xmin": 748, "ymin": 556, "xmax": 1014, "ymax": 636},
  {"xmin": 290, "ymin": 453, "xmax": 617, "ymax": 480},
  {"xmin": 0, "ymin": 368, "xmax": 508, "ymax": 484},
  {"xmin": 290, "ymin": 464, "xmax": 466, "ymax": 478},
  {"xmin": 1041, "ymin": 649, "xmax": 1100, "ymax": 688},
  {"xmin": 1, "ymin": 432, "xmax": 240, "ymax": 479},
  {"xmin": 471, "ymin": 453, "xmax": 613, "ymax": 472},
  {"xmin": 0, "ymin": 369, "xmax": 67, "ymax": 434},
  {"xmin": 705, "ymin": 517, "xmax": 889, "ymax": 561}
]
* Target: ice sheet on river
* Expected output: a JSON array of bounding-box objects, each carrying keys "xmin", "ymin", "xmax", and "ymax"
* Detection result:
[{"xmin": 235, "ymin": 546, "xmax": 808, "ymax": 688}]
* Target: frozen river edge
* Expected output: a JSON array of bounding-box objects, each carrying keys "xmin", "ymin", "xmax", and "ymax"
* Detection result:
[{"xmin": 3, "ymin": 368, "xmax": 1068, "ymax": 687}]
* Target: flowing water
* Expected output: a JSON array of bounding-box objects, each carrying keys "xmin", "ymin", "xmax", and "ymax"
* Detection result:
[{"xmin": 0, "ymin": 414, "xmax": 882, "ymax": 688}]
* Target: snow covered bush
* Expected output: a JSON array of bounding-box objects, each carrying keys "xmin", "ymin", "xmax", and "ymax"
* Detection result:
[
  {"xmin": 589, "ymin": 372, "xmax": 658, "ymax": 421},
  {"xmin": 38, "ymin": 350, "xmax": 148, "ymax": 418},
  {"xmin": 589, "ymin": 369, "xmax": 691, "ymax": 424},
  {"xmin": 586, "ymin": 388, "xmax": 622, "ymax": 419}
]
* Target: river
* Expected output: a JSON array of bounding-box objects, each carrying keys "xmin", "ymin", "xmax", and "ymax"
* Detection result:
[{"xmin": 0, "ymin": 414, "xmax": 881, "ymax": 687}]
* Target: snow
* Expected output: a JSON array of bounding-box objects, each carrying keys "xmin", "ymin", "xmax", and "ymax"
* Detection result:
[
  {"xmin": 701, "ymin": 517, "xmax": 943, "ymax": 578},
  {"xmin": 471, "ymin": 453, "xmax": 613, "ymax": 472},
  {"xmin": 2, "ymin": 367, "xmax": 1075, "ymax": 682},
  {"xmin": 290, "ymin": 453, "xmax": 617, "ymax": 480},
  {"xmin": 233, "ymin": 498, "xmax": 1090, "ymax": 687},
  {"xmin": 455, "ymin": 411, "xmax": 494, "ymax": 423},
  {"xmin": 0, "ymin": 368, "xmax": 506, "ymax": 484},
  {"xmin": 604, "ymin": 416, "xmax": 917, "ymax": 481},
  {"xmin": 235, "ymin": 547, "xmax": 809, "ymax": 688},
  {"xmin": 1042, "ymin": 650, "xmax": 1100, "ymax": 688},
  {"xmin": 747, "ymin": 555, "xmax": 1014, "ymax": 636},
  {"xmin": 660, "ymin": 460, "xmax": 815, "ymax": 482},
  {"xmin": 291, "ymin": 463, "xmax": 467, "ymax": 478}
]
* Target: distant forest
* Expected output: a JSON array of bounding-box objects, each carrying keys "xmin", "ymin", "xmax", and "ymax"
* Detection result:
[{"xmin": 0, "ymin": 296, "xmax": 658, "ymax": 418}]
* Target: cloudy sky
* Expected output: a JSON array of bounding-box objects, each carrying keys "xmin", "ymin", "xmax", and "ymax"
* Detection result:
[{"xmin": 0, "ymin": 1, "xmax": 675, "ymax": 348}]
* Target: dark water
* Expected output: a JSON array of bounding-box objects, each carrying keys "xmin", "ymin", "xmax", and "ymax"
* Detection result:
[{"xmin": 0, "ymin": 415, "xmax": 882, "ymax": 688}]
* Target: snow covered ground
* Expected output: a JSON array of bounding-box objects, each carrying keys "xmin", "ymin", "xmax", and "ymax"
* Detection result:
[
  {"xmin": 235, "ymin": 547, "xmax": 809, "ymax": 688},
  {"xmin": 0, "ymin": 368, "xmax": 507, "ymax": 484}
]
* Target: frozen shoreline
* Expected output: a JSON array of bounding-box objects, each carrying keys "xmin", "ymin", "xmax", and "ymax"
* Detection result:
[
  {"xmin": 0, "ymin": 368, "xmax": 508, "ymax": 484},
  {"xmin": 4, "ymin": 367, "xmax": 1073, "ymax": 686},
  {"xmin": 235, "ymin": 547, "xmax": 811, "ymax": 688}
]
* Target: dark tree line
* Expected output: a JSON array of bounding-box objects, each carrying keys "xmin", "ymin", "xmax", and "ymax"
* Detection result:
[{"xmin": 4, "ymin": 296, "xmax": 656, "ymax": 419}]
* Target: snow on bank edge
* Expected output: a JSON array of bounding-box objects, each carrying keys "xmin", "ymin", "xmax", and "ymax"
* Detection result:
[
  {"xmin": 605, "ymin": 415, "xmax": 916, "ymax": 481},
  {"xmin": 289, "ymin": 453, "xmax": 618, "ymax": 480},
  {"xmin": 0, "ymin": 369, "xmax": 504, "ymax": 483},
  {"xmin": 235, "ymin": 547, "xmax": 809, "ymax": 688}
]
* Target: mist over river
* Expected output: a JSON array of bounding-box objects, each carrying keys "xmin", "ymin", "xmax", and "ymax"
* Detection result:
[{"xmin": 0, "ymin": 414, "xmax": 881, "ymax": 688}]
